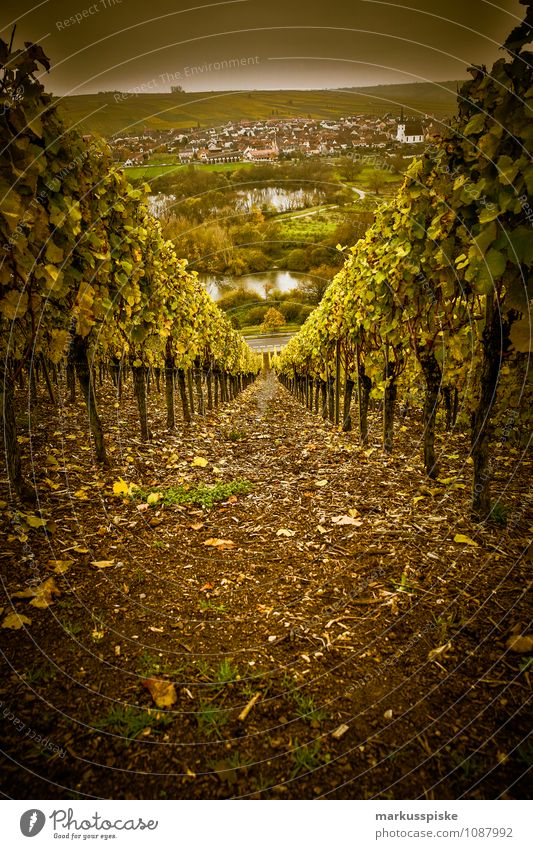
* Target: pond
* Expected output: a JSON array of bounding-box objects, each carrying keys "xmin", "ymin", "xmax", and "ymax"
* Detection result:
[
  {"xmin": 148, "ymin": 186, "xmax": 325, "ymax": 218},
  {"xmin": 235, "ymin": 186, "xmax": 325, "ymax": 213}
]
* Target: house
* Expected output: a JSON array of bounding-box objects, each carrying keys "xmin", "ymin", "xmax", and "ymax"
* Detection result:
[
  {"xmin": 396, "ymin": 108, "xmax": 425, "ymax": 143},
  {"xmin": 243, "ymin": 142, "xmax": 279, "ymax": 161}
]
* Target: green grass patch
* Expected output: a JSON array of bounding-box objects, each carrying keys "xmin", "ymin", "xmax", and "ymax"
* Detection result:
[
  {"xmin": 291, "ymin": 739, "xmax": 326, "ymax": 777},
  {"xmin": 292, "ymin": 692, "xmax": 327, "ymax": 724},
  {"xmin": 93, "ymin": 705, "xmax": 174, "ymax": 742},
  {"xmin": 137, "ymin": 650, "xmax": 186, "ymax": 680},
  {"xmin": 133, "ymin": 479, "xmax": 252, "ymax": 509},
  {"xmin": 197, "ymin": 702, "xmax": 229, "ymax": 739},
  {"xmin": 124, "ymin": 164, "xmax": 185, "ymax": 181}
]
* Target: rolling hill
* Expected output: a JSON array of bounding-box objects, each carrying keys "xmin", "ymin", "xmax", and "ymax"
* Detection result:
[{"xmin": 57, "ymin": 80, "xmax": 462, "ymax": 137}]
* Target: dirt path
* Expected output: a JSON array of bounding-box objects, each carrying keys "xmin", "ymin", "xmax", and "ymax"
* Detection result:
[{"xmin": 0, "ymin": 374, "xmax": 531, "ymax": 799}]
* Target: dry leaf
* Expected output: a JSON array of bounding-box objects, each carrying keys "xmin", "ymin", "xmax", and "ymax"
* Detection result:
[
  {"xmin": 203, "ymin": 538, "xmax": 235, "ymax": 550},
  {"xmin": 48, "ymin": 559, "xmax": 73, "ymax": 575},
  {"xmin": 112, "ymin": 478, "xmax": 130, "ymax": 496},
  {"xmin": 192, "ymin": 456, "xmax": 208, "ymax": 468},
  {"xmin": 331, "ymin": 723, "xmax": 349, "ymax": 739},
  {"xmin": 331, "ymin": 515, "xmax": 363, "ymax": 526},
  {"xmin": 11, "ymin": 588, "xmax": 36, "ymax": 600},
  {"xmin": 12, "ymin": 577, "xmax": 61, "ymax": 609},
  {"xmin": 314, "ymin": 479, "xmax": 328, "ymax": 487},
  {"xmin": 91, "ymin": 559, "xmax": 115, "ymax": 569},
  {"xmin": 453, "ymin": 534, "xmax": 478, "ymax": 546},
  {"xmin": 506, "ymin": 634, "xmax": 533, "ymax": 653},
  {"xmin": 428, "ymin": 641, "xmax": 452, "ymax": 661},
  {"xmin": 190, "ymin": 522, "xmax": 204, "ymax": 531},
  {"xmin": 25, "ymin": 515, "xmax": 47, "ymax": 529},
  {"xmin": 276, "ymin": 528, "xmax": 295, "ymax": 537},
  {"xmin": 2, "ymin": 612, "xmax": 32, "ymax": 630},
  {"xmin": 142, "ymin": 678, "xmax": 177, "ymax": 708},
  {"xmin": 29, "ymin": 577, "xmax": 61, "ymax": 609}
]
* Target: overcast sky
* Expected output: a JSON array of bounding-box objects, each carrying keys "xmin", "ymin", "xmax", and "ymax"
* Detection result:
[{"xmin": 0, "ymin": 0, "xmax": 525, "ymax": 95}]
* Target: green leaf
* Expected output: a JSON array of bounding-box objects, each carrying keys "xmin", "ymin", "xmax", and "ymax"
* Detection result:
[
  {"xmin": 509, "ymin": 318, "xmax": 532, "ymax": 353},
  {"xmin": 464, "ymin": 113, "xmax": 486, "ymax": 136},
  {"xmin": 0, "ymin": 290, "xmax": 28, "ymax": 320}
]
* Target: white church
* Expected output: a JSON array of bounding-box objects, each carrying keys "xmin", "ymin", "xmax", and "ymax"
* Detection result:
[{"xmin": 396, "ymin": 108, "xmax": 425, "ymax": 144}]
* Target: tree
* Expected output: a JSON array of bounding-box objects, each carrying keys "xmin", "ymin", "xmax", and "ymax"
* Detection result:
[
  {"xmin": 367, "ymin": 170, "xmax": 387, "ymax": 195},
  {"xmin": 339, "ymin": 157, "xmax": 363, "ymax": 182},
  {"xmin": 261, "ymin": 308, "xmax": 286, "ymax": 333}
]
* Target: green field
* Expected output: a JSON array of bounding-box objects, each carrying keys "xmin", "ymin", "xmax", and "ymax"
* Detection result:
[
  {"xmin": 124, "ymin": 163, "xmax": 185, "ymax": 180},
  {"xmin": 124, "ymin": 160, "xmax": 259, "ymax": 181},
  {"xmin": 57, "ymin": 81, "xmax": 461, "ymax": 137},
  {"xmin": 241, "ymin": 323, "xmax": 300, "ymax": 336}
]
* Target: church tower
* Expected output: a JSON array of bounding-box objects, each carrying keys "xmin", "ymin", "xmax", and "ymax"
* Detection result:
[{"xmin": 396, "ymin": 107, "xmax": 406, "ymax": 142}]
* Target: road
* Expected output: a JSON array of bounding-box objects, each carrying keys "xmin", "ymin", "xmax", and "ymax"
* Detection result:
[
  {"xmin": 279, "ymin": 184, "xmax": 367, "ymax": 222},
  {"xmin": 244, "ymin": 332, "xmax": 296, "ymax": 352}
]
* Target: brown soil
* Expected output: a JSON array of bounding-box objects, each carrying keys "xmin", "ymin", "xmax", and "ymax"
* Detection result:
[{"xmin": 0, "ymin": 371, "xmax": 531, "ymax": 800}]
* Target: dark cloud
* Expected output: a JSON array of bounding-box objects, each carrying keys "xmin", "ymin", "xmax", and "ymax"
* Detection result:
[{"xmin": 0, "ymin": 0, "xmax": 525, "ymax": 94}]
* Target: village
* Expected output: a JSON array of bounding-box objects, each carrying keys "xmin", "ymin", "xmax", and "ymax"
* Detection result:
[{"xmin": 113, "ymin": 109, "xmax": 441, "ymax": 168}]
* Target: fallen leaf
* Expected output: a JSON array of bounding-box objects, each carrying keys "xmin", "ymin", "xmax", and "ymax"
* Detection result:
[
  {"xmin": 12, "ymin": 577, "xmax": 61, "ymax": 609},
  {"xmin": 331, "ymin": 515, "xmax": 363, "ymax": 526},
  {"xmin": 453, "ymin": 534, "xmax": 478, "ymax": 547},
  {"xmin": 29, "ymin": 577, "xmax": 61, "ymax": 609},
  {"xmin": 142, "ymin": 678, "xmax": 177, "ymax": 708},
  {"xmin": 1, "ymin": 612, "xmax": 32, "ymax": 629},
  {"xmin": 91, "ymin": 559, "xmax": 115, "ymax": 569},
  {"xmin": 200, "ymin": 582, "xmax": 214, "ymax": 591},
  {"xmin": 428, "ymin": 641, "xmax": 452, "ymax": 661},
  {"xmin": 11, "ymin": 588, "xmax": 36, "ymax": 600},
  {"xmin": 48, "ymin": 559, "xmax": 73, "ymax": 575},
  {"xmin": 25, "ymin": 514, "xmax": 47, "ymax": 529},
  {"xmin": 276, "ymin": 528, "xmax": 295, "ymax": 537},
  {"xmin": 190, "ymin": 522, "xmax": 204, "ymax": 531},
  {"xmin": 203, "ymin": 538, "xmax": 236, "ymax": 550},
  {"xmin": 192, "ymin": 456, "xmax": 208, "ymax": 468},
  {"xmin": 112, "ymin": 478, "xmax": 130, "ymax": 496},
  {"xmin": 314, "ymin": 479, "xmax": 328, "ymax": 487},
  {"xmin": 43, "ymin": 478, "xmax": 60, "ymax": 491},
  {"xmin": 506, "ymin": 634, "xmax": 533, "ymax": 653},
  {"xmin": 146, "ymin": 492, "xmax": 161, "ymax": 506}
]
